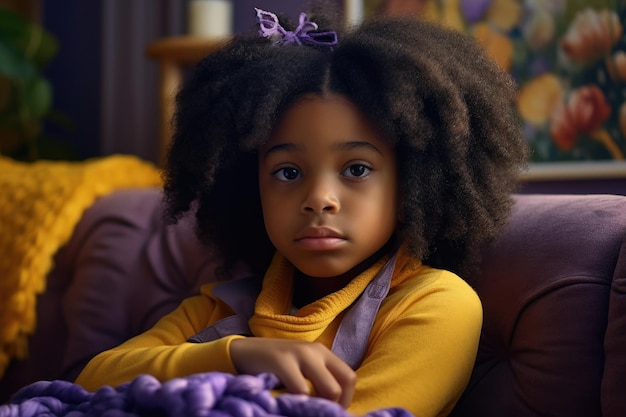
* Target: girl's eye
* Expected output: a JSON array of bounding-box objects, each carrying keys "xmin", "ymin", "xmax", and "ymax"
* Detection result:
[
  {"xmin": 273, "ymin": 167, "xmax": 301, "ymax": 181},
  {"xmin": 342, "ymin": 164, "xmax": 371, "ymax": 178}
]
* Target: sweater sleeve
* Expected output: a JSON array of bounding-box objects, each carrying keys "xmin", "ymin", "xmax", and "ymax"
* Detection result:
[
  {"xmin": 74, "ymin": 287, "xmax": 244, "ymax": 392},
  {"xmin": 347, "ymin": 269, "xmax": 483, "ymax": 417}
]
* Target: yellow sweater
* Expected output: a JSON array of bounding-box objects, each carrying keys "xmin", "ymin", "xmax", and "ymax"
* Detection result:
[{"xmin": 76, "ymin": 248, "xmax": 482, "ymax": 417}]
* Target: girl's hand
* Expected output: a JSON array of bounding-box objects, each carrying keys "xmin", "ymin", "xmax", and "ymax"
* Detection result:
[{"xmin": 230, "ymin": 338, "xmax": 357, "ymax": 408}]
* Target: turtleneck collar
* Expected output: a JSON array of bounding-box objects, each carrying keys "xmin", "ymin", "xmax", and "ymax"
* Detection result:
[{"xmin": 248, "ymin": 251, "xmax": 393, "ymax": 340}]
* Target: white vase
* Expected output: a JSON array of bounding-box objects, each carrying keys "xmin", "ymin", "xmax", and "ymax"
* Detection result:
[{"xmin": 188, "ymin": 0, "xmax": 233, "ymax": 38}]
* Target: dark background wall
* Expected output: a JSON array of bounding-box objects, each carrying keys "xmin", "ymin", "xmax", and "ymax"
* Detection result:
[
  {"xmin": 41, "ymin": 0, "xmax": 315, "ymax": 161},
  {"xmin": 40, "ymin": 0, "xmax": 626, "ymax": 195},
  {"xmin": 42, "ymin": 0, "xmax": 102, "ymax": 159}
]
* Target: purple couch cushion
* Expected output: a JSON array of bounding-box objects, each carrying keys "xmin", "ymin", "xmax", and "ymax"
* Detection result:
[
  {"xmin": 450, "ymin": 194, "xmax": 626, "ymax": 417},
  {"xmin": 0, "ymin": 188, "xmax": 250, "ymax": 402}
]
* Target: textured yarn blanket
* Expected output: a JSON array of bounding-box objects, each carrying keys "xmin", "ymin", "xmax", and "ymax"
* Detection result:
[
  {"xmin": 0, "ymin": 155, "xmax": 162, "ymax": 378},
  {"xmin": 0, "ymin": 372, "xmax": 413, "ymax": 417}
]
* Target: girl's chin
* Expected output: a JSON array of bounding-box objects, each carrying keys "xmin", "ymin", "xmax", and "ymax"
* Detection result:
[{"xmin": 286, "ymin": 239, "xmax": 396, "ymax": 280}]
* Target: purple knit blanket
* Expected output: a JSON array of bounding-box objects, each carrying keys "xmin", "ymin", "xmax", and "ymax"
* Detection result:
[{"xmin": 0, "ymin": 372, "xmax": 414, "ymax": 417}]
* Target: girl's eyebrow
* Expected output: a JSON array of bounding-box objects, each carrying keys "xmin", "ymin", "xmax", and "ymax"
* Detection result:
[
  {"xmin": 263, "ymin": 143, "xmax": 303, "ymax": 159},
  {"xmin": 335, "ymin": 141, "xmax": 383, "ymax": 155},
  {"xmin": 263, "ymin": 140, "xmax": 383, "ymax": 159}
]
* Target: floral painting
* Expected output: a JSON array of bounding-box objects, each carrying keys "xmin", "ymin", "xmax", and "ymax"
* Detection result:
[{"xmin": 365, "ymin": 0, "xmax": 626, "ymax": 166}]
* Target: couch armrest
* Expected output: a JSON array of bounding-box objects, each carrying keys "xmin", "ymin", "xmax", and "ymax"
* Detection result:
[{"xmin": 451, "ymin": 194, "xmax": 626, "ymax": 417}]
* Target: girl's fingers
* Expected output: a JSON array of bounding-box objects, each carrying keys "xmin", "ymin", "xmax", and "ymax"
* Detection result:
[
  {"xmin": 276, "ymin": 360, "xmax": 313, "ymax": 396},
  {"xmin": 230, "ymin": 338, "xmax": 356, "ymax": 408},
  {"xmin": 302, "ymin": 361, "xmax": 343, "ymax": 403},
  {"xmin": 300, "ymin": 351, "xmax": 357, "ymax": 407},
  {"xmin": 326, "ymin": 358, "xmax": 357, "ymax": 408}
]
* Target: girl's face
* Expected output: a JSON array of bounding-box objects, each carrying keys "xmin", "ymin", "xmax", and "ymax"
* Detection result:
[{"xmin": 258, "ymin": 94, "xmax": 399, "ymax": 280}]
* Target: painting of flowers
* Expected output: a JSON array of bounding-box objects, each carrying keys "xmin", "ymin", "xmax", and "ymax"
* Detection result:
[{"xmin": 365, "ymin": 0, "xmax": 626, "ymax": 168}]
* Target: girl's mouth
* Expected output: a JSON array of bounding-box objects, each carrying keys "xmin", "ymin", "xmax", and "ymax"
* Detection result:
[
  {"xmin": 295, "ymin": 227, "xmax": 347, "ymax": 250},
  {"xmin": 295, "ymin": 236, "xmax": 347, "ymax": 250}
]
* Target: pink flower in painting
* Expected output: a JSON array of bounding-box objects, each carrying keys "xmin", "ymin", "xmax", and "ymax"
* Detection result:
[
  {"xmin": 550, "ymin": 85, "xmax": 612, "ymax": 150},
  {"xmin": 560, "ymin": 8, "xmax": 623, "ymax": 63}
]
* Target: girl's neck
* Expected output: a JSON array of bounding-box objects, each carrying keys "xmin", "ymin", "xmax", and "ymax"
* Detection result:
[{"xmin": 291, "ymin": 238, "xmax": 397, "ymax": 308}]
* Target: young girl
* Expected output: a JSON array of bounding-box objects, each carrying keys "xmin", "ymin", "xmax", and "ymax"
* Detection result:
[{"xmin": 75, "ymin": 5, "xmax": 528, "ymax": 416}]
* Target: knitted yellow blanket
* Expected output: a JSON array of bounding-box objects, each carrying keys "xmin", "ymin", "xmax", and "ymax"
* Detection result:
[{"xmin": 0, "ymin": 154, "xmax": 163, "ymax": 378}]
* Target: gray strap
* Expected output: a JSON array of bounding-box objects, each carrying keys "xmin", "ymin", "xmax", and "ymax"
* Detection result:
[
  {"xmin": 188, "ymin": 316, "xmax": 252, "ymax": 342},
  {"xmin": 187, "ymin": 276, "xmax": 261, "ymax": 342},
  {"xmin": 330, "ymin": 254, "xmax": 396, "ymax": 369}
]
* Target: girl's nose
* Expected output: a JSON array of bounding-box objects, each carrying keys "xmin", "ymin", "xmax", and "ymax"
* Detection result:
[{"xmin": 301, "ymin": 177, "xmax": 340, "ymax": 214}]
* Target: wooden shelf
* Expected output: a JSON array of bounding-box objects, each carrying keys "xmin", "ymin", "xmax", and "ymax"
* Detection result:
[
  {"xmin": 146, "ymin": 36, "xmax": 229, "ymax": 65},
  {"xmin": 146, "ymin": 36, "xmax": 231, "ymax": 165}
]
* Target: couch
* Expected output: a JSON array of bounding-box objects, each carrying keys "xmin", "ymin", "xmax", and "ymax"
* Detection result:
[{"xmin": 1, "ymin": 188, "xmax": 625, "ymax": 417}]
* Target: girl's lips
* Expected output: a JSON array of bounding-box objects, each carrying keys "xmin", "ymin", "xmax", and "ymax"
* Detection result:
[
  {"xmin": 295, "ymin": 227, "xmax": 347, "ymax": 250},
  {"xmin": 295, "ymin": 226, "xmax": 344, "ymax": 239},
  {"xmin": 295, "ymin": 236, "xmax": 347, "ymax": 250}
]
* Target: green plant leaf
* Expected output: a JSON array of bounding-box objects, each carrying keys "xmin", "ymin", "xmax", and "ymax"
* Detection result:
[
  {"xmin": 23, "ymin": 76, "xmax": 52, "ymax": 117},
  {"xmin": 0, "ymin": 6, "xmax": 58, "ymax": 68},
  {"xmin": 0, "ymin": 42, "xmax": 36, "ymax": 80},
  {"xmin": 0, "ymin": 5, "xmax": 66, "ymax": 160}
]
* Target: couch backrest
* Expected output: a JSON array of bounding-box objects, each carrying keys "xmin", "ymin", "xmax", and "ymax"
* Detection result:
[{"xmin": 450, "ymin": 194, "xmax": 626, "ymax": 417}]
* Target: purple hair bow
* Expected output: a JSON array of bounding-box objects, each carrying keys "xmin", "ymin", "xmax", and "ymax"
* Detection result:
[{"xmin": 255, "ymin": 8, "xmax": 338, "ymax": 47}]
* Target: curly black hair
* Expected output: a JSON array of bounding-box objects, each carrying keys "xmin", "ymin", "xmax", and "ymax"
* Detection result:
[{"xmin": 163, "ymin": 7, "xmax": 529, "ymax": 281}]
